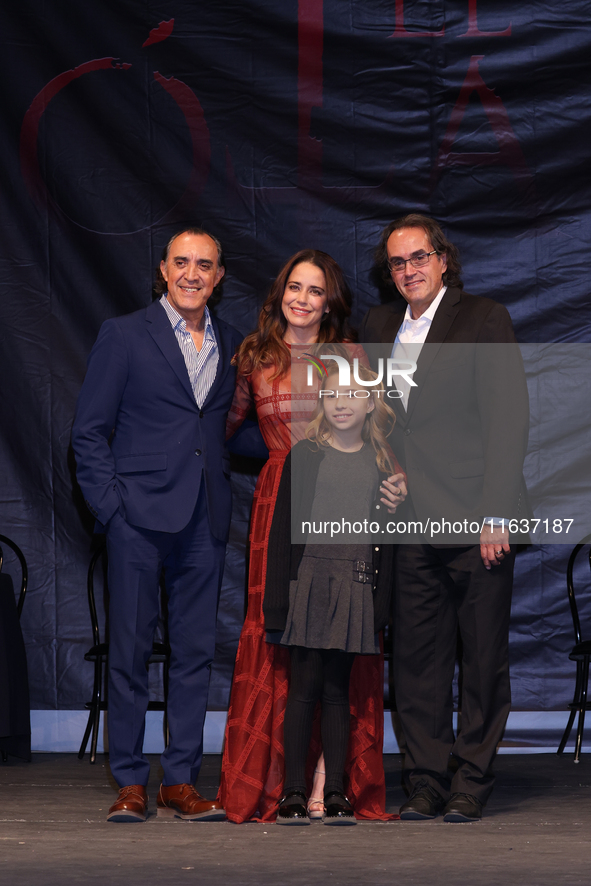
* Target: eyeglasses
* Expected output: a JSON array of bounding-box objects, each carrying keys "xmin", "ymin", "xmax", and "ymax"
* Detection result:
[{"xmin": 388, "ymin": 250, "xmax": 438, "ymax": 273}]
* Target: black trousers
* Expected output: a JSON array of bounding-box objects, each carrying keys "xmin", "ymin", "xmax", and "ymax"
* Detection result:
[{"xmin": 393, "ymin": 543, "xmax": 514, "ymax": 805}]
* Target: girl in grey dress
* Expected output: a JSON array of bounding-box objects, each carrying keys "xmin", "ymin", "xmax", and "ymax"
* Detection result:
[{"xmin": 265, "ymin": 364, "xmax": 406, "ymax": 825}]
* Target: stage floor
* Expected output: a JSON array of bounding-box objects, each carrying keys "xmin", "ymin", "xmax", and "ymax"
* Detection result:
[{"xmin": 1, "ymin": 753, "xmax": 590, "ymax": 885}]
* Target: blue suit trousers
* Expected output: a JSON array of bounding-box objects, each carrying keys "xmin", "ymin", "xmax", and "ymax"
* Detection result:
[{"xmin": 106, "ymin": 487, "xmax": 225, "ymax": 787}]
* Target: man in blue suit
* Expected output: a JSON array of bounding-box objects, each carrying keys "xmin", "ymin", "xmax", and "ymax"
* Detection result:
[{"xmin": 72, "ymin": 228, "xmax": 241, "ymax": 822}]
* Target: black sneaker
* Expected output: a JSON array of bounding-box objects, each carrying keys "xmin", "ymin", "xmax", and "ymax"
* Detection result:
[{"xmin": 399, "ymin": 782, "xmax": 445, "ymax": 820}]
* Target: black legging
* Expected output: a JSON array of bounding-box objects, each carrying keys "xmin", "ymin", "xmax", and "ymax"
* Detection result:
[{"xmin": 283, "ymin": 646, "xmax": 355, "ymax": 798}]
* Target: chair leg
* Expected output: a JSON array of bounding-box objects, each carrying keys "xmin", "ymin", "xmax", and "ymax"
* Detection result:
[
  {"xmin": 558, "ymin": 661, "xmax": 583, "ymax": 755},
  {"xmin": 89, "ymin": 704, "xmax": 101, "ymax": 765},
  {"xmin": 78, "ymin": 709, "xmax": 94, "ymax": 760},
  {"xmin": 574, "ymin": 657, "xmax": 590, "ymax": 763},
  {"xmin": 89, "ymin": 659, "xmax": 104, "ymax": 765},
  {"xmin": 79, "ymin": 657, "xmax": 102, "ymax": 760},
  {"xmin": 558, "ymin": 709, "xmax": 577, "ymax": 756},
  {"xmin": 1, "ymin": 749, "xmax": 7, "ymax": 763},
  {"xmin": 163, "ymin": 659, "xmax": 170, "ymax": 748},
  {"xmin": 162, "ymin": 708, "xmax": 169, "ymax": 749}
]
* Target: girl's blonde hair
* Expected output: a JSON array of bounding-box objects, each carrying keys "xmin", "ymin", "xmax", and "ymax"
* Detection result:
[{"xmin": 305, "ymin": 364, "xmax": 396, "ymax": 474}]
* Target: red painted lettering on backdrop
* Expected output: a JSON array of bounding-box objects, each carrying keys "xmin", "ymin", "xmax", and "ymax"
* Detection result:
[
  {"xmin": 142, "ymin": 19, "xmax": 175, "ymax": 48},
  {"xmin": 153, "ymin": 72, "xmax": 211, "ymax": 205},
  {"xmin": 459, "ymin": 0, "xmax": 511, "ymax": 38},
  {"xmin": 231, "ymin": 0, "xmax": 395, "ymax": 206},
  {"xmin": 390, "ymin": 0, "xmax": 445, "ymax": 38},
  {"xmin": 298, "ymin": 0, "xmax": 323, "ymax": 187},
  {"xmin": 390, "ymin": 0, "xmax": 511, "ymax": 39},
  {"xmin": 20, "ymin": 58, "xmax": 131, "ymax": 207},
  {"xmin": 430, "ymin": 56, "xmax": 533, "ymax": 195},
  {"xmin": 20, "ymin": 21, "xmax": 209, "ymax": 229}
]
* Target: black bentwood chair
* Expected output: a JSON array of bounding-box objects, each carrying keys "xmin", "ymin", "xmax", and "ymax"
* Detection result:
[
  {"xmin": 557, "ymin": 533, "xmax": 591, "ymax": 763},
  {"xmin": 0, "ymin": 534, "xmax": 28, "ymax": 617},
  {"xmin": 0, "ymin": 534, "xmax": 29, "ymax": 762},
  {"xmin": 78, "ymin": 542, "xmax": 171, "ymax": 763}
]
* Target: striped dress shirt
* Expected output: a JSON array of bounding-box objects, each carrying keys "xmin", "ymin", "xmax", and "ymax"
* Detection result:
[{"xmin": 159, "ymin": 295, "xmax": 219, "ymax": 408}]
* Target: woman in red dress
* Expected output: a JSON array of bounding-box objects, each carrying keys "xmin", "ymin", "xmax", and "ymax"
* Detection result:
[{"xmin": 219, "ymin": 250, "xmax": 392, "ymax": 822}]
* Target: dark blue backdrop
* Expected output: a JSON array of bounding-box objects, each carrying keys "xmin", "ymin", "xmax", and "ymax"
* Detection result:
[{"xmin": 1, "ymin": 0, "xmax": 590, "ymax": 713}]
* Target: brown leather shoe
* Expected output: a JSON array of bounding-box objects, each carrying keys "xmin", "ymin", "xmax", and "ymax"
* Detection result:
[
  {"xmin": 157, "ymin": 784, "xmax": 226, "ymax": 821},
  {"xmin": 107, "ymin": 785, "xmax": 148, "ymax": 823}
]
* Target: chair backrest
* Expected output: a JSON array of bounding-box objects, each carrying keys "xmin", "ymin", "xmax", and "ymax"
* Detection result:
[
  {"xmin": 566, "ymin": 533, "xmax": 591, "ymax": 646},
  {"xmin": 85, "ymin": 541, "xmax": 169, "ymax": 650},
  {"xmin": 0, "ymin": 534, "xmax": 28, "ymax": 618},
  {"xmin": 87, "ymin": 542, "xmax": 108, "ymax": 648}
]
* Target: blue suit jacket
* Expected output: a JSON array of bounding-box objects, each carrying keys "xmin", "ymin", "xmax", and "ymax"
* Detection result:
[{"xmin": 72, "ymin": 299, "xmax": 243, "ymax": 540}]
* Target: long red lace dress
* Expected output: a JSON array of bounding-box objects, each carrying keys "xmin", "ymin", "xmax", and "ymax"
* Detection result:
[{"xmin": 219, "ymin": 345, "xmax": 393, "ymax": 822}]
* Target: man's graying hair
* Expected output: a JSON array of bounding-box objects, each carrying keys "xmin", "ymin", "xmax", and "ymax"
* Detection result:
[
  {"xmin": 375, "ymin": 214, "xmax": 463, "ymax": 290},
  {"xmin": 154, "ymin": 227, "xmax": 225, "ymax": 297}
]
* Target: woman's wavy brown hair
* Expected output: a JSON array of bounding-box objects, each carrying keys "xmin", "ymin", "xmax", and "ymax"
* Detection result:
[
  {"xmin": 305, "ymin": 364, "xmax": 396, "ymax": 475},
  {"xmin": 235, "ymin": 250, "xmax": 356, "ymax": 380}
]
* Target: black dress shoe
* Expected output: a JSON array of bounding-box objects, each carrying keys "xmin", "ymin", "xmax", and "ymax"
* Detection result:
[
  {"xmin": 276, "ymin": 791, "xmax": 310, "ymax": 825},
  {"xmin": 443, "ymin": 793, "xmax": 483, "ymax": 822},
  {"xmin": 399, "ymin": 782, "xmax": 445, "ymax": 820},
  {"xmin": 323, "ymin": 791, "xmax": 357, "ymax": 826}
]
